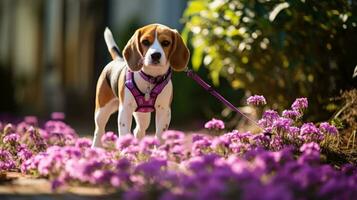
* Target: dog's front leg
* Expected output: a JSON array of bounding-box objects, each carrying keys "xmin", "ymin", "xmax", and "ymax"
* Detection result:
[
  {"xmin": 155, "ymin": 106, "xmax": 171, "ymax": 142},
  {"xmin": 118, "ymin": 105, "xmax": 134, "ymax": 137}
]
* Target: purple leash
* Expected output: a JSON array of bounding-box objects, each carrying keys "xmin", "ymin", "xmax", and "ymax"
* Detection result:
[{"xmin": 185, "ymin": 69, "xmax": 262, "ymax": 130}]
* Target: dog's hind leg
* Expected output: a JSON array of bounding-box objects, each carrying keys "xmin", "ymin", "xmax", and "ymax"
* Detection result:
[
  {"xmin": 92, "ymin": 69, "xmax": 118, "ymax": 148},
  {"xmin": 92, "ymin": 98, "xmax": 118, "ymax": 147}
]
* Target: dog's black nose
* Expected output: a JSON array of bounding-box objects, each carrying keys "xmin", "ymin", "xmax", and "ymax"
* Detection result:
[{"xmin": 151, "ymin": 52, "xmax": 161, "ymax": 61}]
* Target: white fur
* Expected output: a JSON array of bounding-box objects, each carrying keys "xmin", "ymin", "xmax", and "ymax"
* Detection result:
[
  {"xmin": 142, "ymin": 32, "xmax": 169, "ymax": 77},
  {"xmin": 92, "ymin": 98, "xmax": 118, "ymax": 148},
  {"xmin": 133, "ymin": 112, "xmax": 151, "ymax": 139},
  {"xmin": 154, "ymin": 80, "xmax": 172, "ymax": 142},
  {"xmin": 104, "ymin": 27, "xmax": 118, "ymax": 51}
]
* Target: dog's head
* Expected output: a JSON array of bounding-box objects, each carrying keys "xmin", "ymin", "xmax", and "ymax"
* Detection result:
[{"xmin": 123, "ymin": 24, "xmax": 190, "ymax": 75}]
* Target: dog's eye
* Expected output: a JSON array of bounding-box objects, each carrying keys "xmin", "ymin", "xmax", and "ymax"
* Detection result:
[
  {"xmin": 161, "ymin": 40, "xmax": 170, "ymax": 47},
  {"xmin": 142, "ymin": 39, "xmax": 151, "ymax": 46}
]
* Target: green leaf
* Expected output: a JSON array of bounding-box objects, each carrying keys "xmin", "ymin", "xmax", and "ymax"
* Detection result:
[
  {"xmin": 181, "ymin": 27, "xmax": 189, "ymax": 44},
  {"xmin": 184, "ymin": 0, "xmax": 206, "ymax": 17},
  {"xmin": 192, "ymin": 45, "xmax": 204, "ymax": 71}
]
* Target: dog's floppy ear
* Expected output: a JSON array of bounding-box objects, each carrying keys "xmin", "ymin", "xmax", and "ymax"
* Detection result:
[
  {"xmin": 123, "ymin": 30, "xmax": 143, "ymax": 71},
  {"xmin": 169, "ymin": 30, "xmax": 190, "ymax": 71}
]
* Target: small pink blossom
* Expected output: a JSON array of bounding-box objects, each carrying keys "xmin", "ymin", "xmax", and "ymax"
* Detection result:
[
  {"xmin": 319, "ymin": 122, "xmax": 338, "ymax": 136},
  {"xmin": 247, "ymin": 95, "xmax": 267, "ymax": 106},
  {"xmin": 51, "ymin": 112, "xmax": 66, "ymax": 121},
  {"xmin": 204, "ymin": 118, "xmax": 225, "ymax": 130},
  {"xmin": 291, "ymin": 98, "xmax": 308, "ymax": 111},
  {"xmin": 3, "ymin": 133, "xmax": 20, "ymax": 143}
]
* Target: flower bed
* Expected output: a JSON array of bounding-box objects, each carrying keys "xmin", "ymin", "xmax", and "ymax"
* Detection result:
[{"xmin": 0, "ymin": 97, "xmax": 356, "ymax": 200}]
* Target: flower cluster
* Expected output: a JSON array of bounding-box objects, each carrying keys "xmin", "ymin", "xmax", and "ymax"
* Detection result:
[
  {"xmin": 247, "ymin": 95, "xmax": 267, "ymax": 106},
  {"xmin": 204, "ymin": 118, "xmax": 225, "ymax": 130},
  {"xmin": 0, "ymin": 113, "xmax": 77, "ymax": 174},
  {"xmin": 291, "ymin": 97, "xmax": 308, "ymax": 111},
  {"xmin": 0, "ymin": 99, "xmax": 355, "ymax": 200}
]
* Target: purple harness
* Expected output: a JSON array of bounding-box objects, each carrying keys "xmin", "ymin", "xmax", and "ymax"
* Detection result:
[{"xmin": 125, "ymin": 69, "xmax": 172, "ymax": 113}]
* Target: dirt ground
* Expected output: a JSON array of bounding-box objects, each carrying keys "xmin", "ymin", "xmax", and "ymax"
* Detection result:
[{"xmin": 0, "ymin": 172, "xmax": 119, "ymax": 200}]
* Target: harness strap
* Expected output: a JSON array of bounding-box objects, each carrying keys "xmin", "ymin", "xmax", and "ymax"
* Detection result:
[
  {"xmin": 125, "ymin": 69, "xmax": 172, "ymax": 113},
  {"xmin": 139, "ymin": 68, "xmax": 171, "ymax": 84}
]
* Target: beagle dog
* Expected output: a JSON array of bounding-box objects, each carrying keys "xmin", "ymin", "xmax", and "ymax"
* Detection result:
[{"xmin": 92, "ymin": 24, "xmax": 190, "ymax": 147}]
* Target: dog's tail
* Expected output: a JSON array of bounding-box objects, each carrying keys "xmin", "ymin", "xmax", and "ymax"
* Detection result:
[{"xmin": 104, "ymin": 27, "xmax": 121, "ymax": 60}]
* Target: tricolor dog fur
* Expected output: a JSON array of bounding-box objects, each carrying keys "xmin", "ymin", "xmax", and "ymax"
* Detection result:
[{"xmin": 92, "ymin": 24, "xmax": 190, "ymax": 147}]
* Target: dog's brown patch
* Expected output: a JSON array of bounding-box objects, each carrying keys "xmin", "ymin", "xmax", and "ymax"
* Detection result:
[
  {"xmin": 118, "ymin": 67, "xmax": 126, "ymax": 104},
  {"xmin": 95, "ymin": 70, "xmax": 116, "ymax": 110}
]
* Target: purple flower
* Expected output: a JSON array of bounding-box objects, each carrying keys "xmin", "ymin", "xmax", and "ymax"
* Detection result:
[
  {"xmin": 114, "ymin": 158, "xmax": 131, "ymax": 172},
  {"xmin": 140, "ymin": 136, "xmax": 160, "ymax": 147},
  {"xmin": 299, "ymin": 142, "xmax": 321, "ymax": 164},
  {"xmin": 150, "ymin": 148, "xmax": 168, "ymax": 160},
  {"xmin": 101, "ymin": 132, "xmax": 118, "ymax": 149},
  {"xmin": 3, "ymin": 133, "xmax": 20, "ymax": 143},
  {"xmin": 17, "ymin": 144, "xmax": 33, "ymax": 161},
  {"xmin": 0, "ymin": 149, "xmax": 15, "ymax": 171},
  {"xmin": 16, "ymin": 122, "xmax": 30, "ymax": 134},
  {"xmin": 247, "ymin": 95, "xmax": 267, "ymax": 106},
  {"xmin": 300, "ymin": 142, "xmax": 320, "ymax": 154},
  {"xmin": 319, "ymin": 122, "xmax": 338, "ymax": 136},
  {"xmin": 123, "ymin": 190, "xmax": 144, "ymax": 200},
  {"xmin": 340, "ymin": 163, "xmax": 357, "ymax": 175},
  {"xmin": 110, "ymin": 175, "xmax": 122, "ymax": 187},
  {"xmin": 65, "ymin": 158, "xmax": 104, "ymax": 182},
  {"xmin": 211, "ymin": 136, "xmax": 230, "ymax": 150},
  {"xmin": 139, "ymin": 136, "xmax": 160, "ymax": 153},
  {"xmin": 204, "ymin": 118, "xmax": 225, "ymax": 130},
  {"xmin": 101, "ymin": 131, "xmax": 118, "ymax": 143},
  {"xmin": 135, "ymin": 159, "xmax": 167, "ymax": 177},
  {"xmin": 91, "ymin": 169, "xmax": 114, "ymax": 184},
  {"xmin": 44, "ymin": 120, "xmax": 77, "ymax": 145},
  {"xmin": 171, "ymin": 144, "xmax": 185, "ymax": 155},
  {"xmin": 38, "ymin": 152, "xmax": 63, "ymax": 175},
  {"xmin": 300, "ymin": 123, "xmax": 323, "ymax": 142},
  {"xmin": 192, "ymin": 134, "xmax": 208, "ymax": 142},
  {"xmin": 223, "ymin": 130, "xmax": 241, "ymax": 141},
  {"xmin": 272, "ymin": 117, "xmax": 293, "ymax": 133},
  {"xmin": 187, "ymin": 154, "xmax": 220, "ymax": 174},
  {"xmin": 263, "ymin": 110, "xmax": 280, "ymax": 120},
  {"xmin": 291, "ymin": 98, "xmax": 308, "ymax": 111},
  {"xmin": 282, "ymin": 109, "xmax": 301, "ymax": 120},
  {"xmin": 116, "ymin": 135, "xmax": 137, "ymax": 150},
  {"xmin": 259, "ymin": 110, "xmax": 279, "ymax": 128},
  {"xmin": 75, "ymin": 138, "xmax": 92, "ymax": 148},
  {"xmin": 192, "ymin": 138, "xmax": 211, "ymax": 156},
  {"xmin": 162, "ymin": 130, "xmax": 185, "ymax": 140},
  {"xmin": 270, "ymin": 136, "xmax": 284, "ymax": 150},
  {"xmin": 229, "ymin": 142, "xmax": 249, "ymax": 154},
  {"xmin": 287, "ymin": 126, "xmax": 300, "ymax": 139},
  {"xmin": 51, "ymin": 112, "xmax": 65, "ymax": 120},
  {"xmin": 251, "ymin": 133, "xmax": 270, "ymax": 148},
  {"xmin": 51, "ymin": 178, "xmax": 65, "ymax": 191},
  {"xmin": 21, "ymin": 152, "xmax": 47, "ymax": 173},
  {"xmin": 24, "ymin": 116, "xmax": 38, "ymax": 126},
  {"xmin": 3, "ymin": 112, "xmax": 357, "ymax": 198}
]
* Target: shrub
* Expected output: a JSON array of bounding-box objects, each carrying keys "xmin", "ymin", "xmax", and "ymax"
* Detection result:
[{"xmin": 182, "ymin": 0, "xmax": 357, "ymax": 120}]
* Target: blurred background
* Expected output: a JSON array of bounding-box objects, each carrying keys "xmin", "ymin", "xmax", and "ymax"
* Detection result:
[{"xmin": 0, "ymin": 0, "xmax": 356, "ymax": 135}]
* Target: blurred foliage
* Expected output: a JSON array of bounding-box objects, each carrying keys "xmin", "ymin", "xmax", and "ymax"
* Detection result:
[
  {"xmin": 333, "ymin": 89, "xmax": 357, "ymax": 152},
  {"xmin": 182, "ymin": 0, "xmax": 357, "ymax": 121}
]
